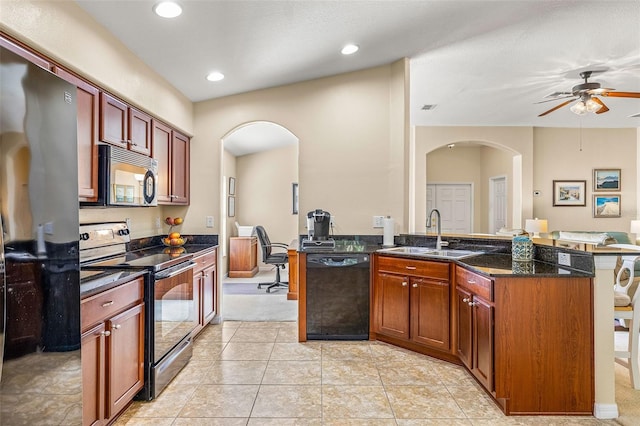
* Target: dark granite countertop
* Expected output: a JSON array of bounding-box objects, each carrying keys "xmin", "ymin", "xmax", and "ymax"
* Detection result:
[{"xmin": 80, "ymin": 269, "xmax": 148, "ymax": 299}]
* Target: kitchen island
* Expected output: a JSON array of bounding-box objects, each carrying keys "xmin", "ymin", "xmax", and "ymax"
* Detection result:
[{"xmin": 298, "ymin": 234, "xmax": 597, "ymax": 416}]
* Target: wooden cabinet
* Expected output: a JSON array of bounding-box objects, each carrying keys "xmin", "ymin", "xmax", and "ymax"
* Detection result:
[
  {"xmin": 374, "ymin": 255, "xmax": 451, "ymax": 352},
  {"xmin": 0, "ymin": 35, "xmax": 51, "ymax": 70},
  {"xmin": 455, "ymin": 266, "xmax": 494, "ymax": 391},
  {"xmin": 287, "ymin": 243, "xmax": 299, "ymax": 300},
  {"xmin": 152, "ymin": 120, "xmax": 190, "ymax": 205},
  {"xmin": 99, "ymin": 92, "xmax": 152, "ymax": 155},
  {"xmin": 53, "ymin": 67, "xmax": 99, "ymax": 202},
  {"xmin": 229, "ymin": 237, "xmax": 258, "ymax": 278},
  {"xmin": 81, "ymin": 277, "xmax": 145, "ymax": 426},
  {"xmin": 191, "ymin": 249, "xmax": 218, "ymax": 337}
]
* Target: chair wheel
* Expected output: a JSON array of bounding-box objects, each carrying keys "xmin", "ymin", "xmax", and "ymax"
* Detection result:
[{"xmin": 266, "ymin": 288, "xmax": 271, "ymax": 293}]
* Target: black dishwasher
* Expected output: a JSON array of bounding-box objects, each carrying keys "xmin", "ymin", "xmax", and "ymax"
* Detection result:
[{"xmin": 306, "ymin": 254, "xmax": 370, "ymax": 340}]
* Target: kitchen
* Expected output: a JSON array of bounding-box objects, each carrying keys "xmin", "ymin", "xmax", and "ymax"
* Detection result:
[{"xmin": 1, "ymin": 0, "xmax": 639, "ymax": 424}]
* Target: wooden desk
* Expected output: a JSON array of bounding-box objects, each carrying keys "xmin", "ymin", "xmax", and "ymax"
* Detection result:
[{"xmin": 229, "ymin": 237, "xmax": 258, "ymax": 278}]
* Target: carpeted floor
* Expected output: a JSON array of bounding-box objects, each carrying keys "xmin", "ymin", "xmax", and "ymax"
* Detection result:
[{"xmin": 221, "ymin": 269, "xmax": 297, "ymax": 322}]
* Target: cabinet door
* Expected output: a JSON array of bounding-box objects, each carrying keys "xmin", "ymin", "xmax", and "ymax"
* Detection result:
[
  {"xmin": 81, "ymin": 322, "xmax": 106, "ymax": 426},
  {"xmin": 54, "ymin": 67, "xmax": 99, "ymax": 202},
  {"xmin": 410, "ymin": 278, "xmax": 450, "ymax": 350},
  {"xmin": 375, "ymin": 273, "xmax": 410, "ymax": 339},
  {"xmin": 128, "ymin": 107, "xmax": 152, "ymax": 156},
  {"xmin": 99, "ymin": 93, "xmax": 128, "ymax": 148},
  {"xmin": 456, "ymin": 286, "xmax": 473, "ymax": 369},
  {"xmin": 201, "ymin": 264, "xmax": 217, "ymax": 325},
  {"xmin": 152, "ymin": 120, "xmax": 172, "ymax": 203},
  {"xmin": 170, "ymin": 131, "xmax": 190, "ymax": 204},
  {"xmin": 473, "ymin": 296, "xmax": 494, "ymax": 391},
  {"xmin": 107, "ymin": 303, "xmax": 144, "ymax": 420}
]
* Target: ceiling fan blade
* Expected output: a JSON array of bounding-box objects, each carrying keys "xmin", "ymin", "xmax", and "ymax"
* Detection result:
[
  {"xmin": 534, "ymin": 95, "xmax": 576, "ymax": 104},
  {"xmin": 598, "ymin": 91, "xmax": 640, "ymax": 98},
  {"xmin": 592, "ymin": 97, "xmax": 609, "ymax": 114},
  {"xmin": 538, "ymin": 99, "xmax": 575, "ymax": 117}
]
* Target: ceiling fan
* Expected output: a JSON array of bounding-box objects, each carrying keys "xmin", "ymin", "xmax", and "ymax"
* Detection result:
[{"xmin": 537, "ymin": 71, "xmax": 640, "ymax": 117}]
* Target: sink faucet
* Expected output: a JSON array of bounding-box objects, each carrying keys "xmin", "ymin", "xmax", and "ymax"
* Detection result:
[{"xmin": 428, "ymin": 208, "xmax": 444, "ymax": 250}]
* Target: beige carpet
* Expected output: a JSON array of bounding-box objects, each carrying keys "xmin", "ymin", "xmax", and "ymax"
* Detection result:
[{"xmin": 614, "ymin": 330, "xmax": 640, "ymax": 426}]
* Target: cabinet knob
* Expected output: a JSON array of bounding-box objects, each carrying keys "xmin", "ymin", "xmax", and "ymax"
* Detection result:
[
  {"xmin": 402, "ymin": 281, "xmax": 408, "ymax": 286},
  {"xmin": 100, "ymin": 330, "xmax": 111, "ymax": 337},
  {"xmin": 462, "ymin": 297, "xmax": 470, "ymax": 303},
  {"xmin": 112, "ymin": 324, "xmax": 121, "ymax": 330},
  {"xmin": 412, "ymin": 283, "xmax": 418, "ymax": 288},
  {"xmin": 204, "ymin": 274, "xmax": 209, "ymax": 277},
  {"xmin": 468, "ymin": 301, "xmax": 476, "ymax": 307}
]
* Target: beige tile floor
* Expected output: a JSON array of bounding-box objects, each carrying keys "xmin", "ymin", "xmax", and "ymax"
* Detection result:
[{"xmin": 116, "ymin": 321, "xmax": 623, "ymax": 426}]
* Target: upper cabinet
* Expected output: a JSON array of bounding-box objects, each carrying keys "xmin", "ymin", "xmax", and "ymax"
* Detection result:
[
  {"xmin": 100, "ymin": 93, "xmax": 152, "ymax": 156},
  {"xmin": 0, "ymin": 36, "xmax": 51, "ymax": 71},
  {"xmin": 152, "ymin": 120, "xmax": 190, "ymax": 205},
  {"xmin": 53, "ymin": 67, "xmax": 99, "ymax": 203}
]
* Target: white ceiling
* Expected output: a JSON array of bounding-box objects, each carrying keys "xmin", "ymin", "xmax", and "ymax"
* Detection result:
[{"xmin": 76, "ymin": 0, "xmax": 640, "ymax": 140}]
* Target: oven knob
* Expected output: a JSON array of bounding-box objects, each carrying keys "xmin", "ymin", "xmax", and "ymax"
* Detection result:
[
  {"xmin": 80, "ymin": 233, "xmax": 90, "ymax": 241},
  {"xmin": 118, "ymin": 229, "xmax": 130, "ymax": 236}
]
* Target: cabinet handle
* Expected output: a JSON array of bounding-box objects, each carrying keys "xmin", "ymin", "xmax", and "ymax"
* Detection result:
[
  {"xmin": 405, "ymin": 266, "xmax": 417, "ymax": 270},
  {"xmin": 402, "ymin": 281, "xmax": 408, "ymax": 287},
  {"xmin": 112, "ymin": 324, "xmax": 121, "ymax": 330},
  {"xmin": 467, "ymin": 279, "xmax": 476, "ymax": 284},
  {"xmin": 102, "ymin": 301, "xmax": 114, "ymax": 307},
  {"xmin": 100, "ymin": 330, "xmax": 111, "ymax": 337},
  {"xmin": 412, "ymin": 283, "xmax": 418, "ymax": 288}
]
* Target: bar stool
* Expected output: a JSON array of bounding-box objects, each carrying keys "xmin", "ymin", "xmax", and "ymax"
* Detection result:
[{"xmin": 610, "ymin": 244, "xmax": 640, "ymax": 389}]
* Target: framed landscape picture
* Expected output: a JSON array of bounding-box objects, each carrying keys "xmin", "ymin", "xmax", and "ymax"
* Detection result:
[
  {"xmin": 593, "ymin": 168, "xmax": 621, "ymax": 191},
  {"xmin": 593, "ymin": 195, "xmax": 621, "ymax": 218},
  {"xmin": 553, "ymin": 180, "xmax": 586, "ymax": 206}
]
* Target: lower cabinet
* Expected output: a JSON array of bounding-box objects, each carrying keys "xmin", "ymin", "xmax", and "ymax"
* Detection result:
[
  {"xmin": 81, "ymin": 277, "xmax": 145, "ymax": 426},
  {"xmin": 192, "ymin": 248, "xmax": 218, "ymax": 337},
  {"xmin": 374, "ymin": 255, "xmax": 451, "ymax": 352}
]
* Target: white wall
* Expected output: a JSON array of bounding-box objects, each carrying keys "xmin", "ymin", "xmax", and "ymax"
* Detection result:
[{"xmin": 532, "ymin": 127, "xmax": 637, "ymax": 232}]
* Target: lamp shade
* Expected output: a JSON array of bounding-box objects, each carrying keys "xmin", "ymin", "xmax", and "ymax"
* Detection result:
[
  {"xmin": 525, "ymin": 218, "xmax": 548, "ymax": 238},
  {"xmin": 631, "ymin": 220, "xmax": 640, "ymax": 234}
]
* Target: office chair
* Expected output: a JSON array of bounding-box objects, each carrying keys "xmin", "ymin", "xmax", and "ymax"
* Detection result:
[{"xmin": 255, "ymin": 225, "xmax": 289, "ymax": 293}]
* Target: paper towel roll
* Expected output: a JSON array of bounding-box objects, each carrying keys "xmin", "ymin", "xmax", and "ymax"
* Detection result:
[{"xmin": 383, "ymin": 217, "xmax": 395, "ymax": 247}]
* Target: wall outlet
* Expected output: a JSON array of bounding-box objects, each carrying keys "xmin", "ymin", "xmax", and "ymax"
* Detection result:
[
  {"xmin": 330, "ymin": 216, "xmax": 336, "ymax": 227},
  {"xmin": 558, "ymin": 252, "xmax": 571, "ymax": 266},
  {"xmin": 373, "ymin": 215, "xmax": 385, "ymax": 228},
  {"xmin": 206, "ymin": 216, "xmax": 214, "ymax": 228},
  {"xmin": 155, "ymin": 217, "xmax": 161, "ymax": 228}
]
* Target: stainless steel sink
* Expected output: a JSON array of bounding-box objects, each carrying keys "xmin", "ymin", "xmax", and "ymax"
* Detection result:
[{"xmin": 377, "ymin": 246, "xmax": 482, "ymax": 259}]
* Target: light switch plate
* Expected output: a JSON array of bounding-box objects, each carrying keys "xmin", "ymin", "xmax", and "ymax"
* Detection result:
[
  {"xmin": 206, "ymin": 216, "xmax": 214, "ymax": 228},
  {"xmin": 373, "ymin": 216, "xmax": 385, "ymax": 228}
]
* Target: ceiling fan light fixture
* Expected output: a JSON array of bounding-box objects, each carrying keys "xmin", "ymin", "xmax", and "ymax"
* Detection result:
[
  {"xmin": 585, "ymin": 97, "xmax": 602, "ymax": 113},
  {"xmin": 153, "ymin": 1, "xmax": 182, "ymax": 18},
  {"xmin": 570, "ymin": 100, "xmax": 587, "ymax": 115}
]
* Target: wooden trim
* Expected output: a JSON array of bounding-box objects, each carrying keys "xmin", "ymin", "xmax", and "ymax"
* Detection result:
[{"xmin": 298, "ymin": 252, "xmax": 307, "ymax": 342}]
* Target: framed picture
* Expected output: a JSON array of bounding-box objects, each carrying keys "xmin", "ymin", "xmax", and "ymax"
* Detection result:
[
  {"xmin": 593, "ymin": 195, "xmax": 621, "ymax": 218},
  {"xmin": 228, "ymin": 196, "xmax": 235, "ymax": 217},
  {"xmin": 552, "ymin": 180, "xmax": 586, "ymax": 206},
  {"xmin": 593, "ymin": 168, "xmax": 621, "ymax": 191},
  {"xmin": 292, "ymin": 183, "xmax": 299, "ymax": 214},
  {"xmin": 229, "ymin": 177, "xmax": 236, "ymax": 195}
]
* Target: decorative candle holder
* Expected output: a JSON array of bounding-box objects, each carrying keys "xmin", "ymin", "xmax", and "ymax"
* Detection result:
[{"xmin": 512, "ymin": 235, "xmax": 533, "ymax": 261}]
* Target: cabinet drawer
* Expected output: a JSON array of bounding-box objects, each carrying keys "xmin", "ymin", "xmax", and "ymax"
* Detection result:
[
  {"xmin": 377, "ymin": 255, "xmax": 449, "ymax": 280},
  {"xmin": 455, "ymin": 267, "xmax": 492, "ymax": 301},
  {"xmin": 81, "ymin": 277, "xmax": 144, "ymax": 331},
  {"xmin": 194, "ymin": 250, "xmax": 216, "ymax": 274}
]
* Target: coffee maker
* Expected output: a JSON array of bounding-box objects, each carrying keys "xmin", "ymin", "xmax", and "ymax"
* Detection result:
[{"xmin": 307, "ymin": 209, "xmax": 331, "ymax": 241}]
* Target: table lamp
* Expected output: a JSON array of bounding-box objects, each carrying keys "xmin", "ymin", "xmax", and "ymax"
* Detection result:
[
  {"xmin": 631, "ymin": 220, "xmax": 640, "ymax": 244},
  {"xmin": 525, "ymin": 218, "xmax": 548, "ymax": 239}
]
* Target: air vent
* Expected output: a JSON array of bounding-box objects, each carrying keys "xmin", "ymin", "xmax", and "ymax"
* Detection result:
[{"xmin": 421, "ymin": 104, "xmax": 437, "ymax": 111}]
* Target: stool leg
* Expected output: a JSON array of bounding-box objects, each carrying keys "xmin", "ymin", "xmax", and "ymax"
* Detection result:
[{"xmin": 629, "ymin": 315, "xmax": 640, "ymax": 389}]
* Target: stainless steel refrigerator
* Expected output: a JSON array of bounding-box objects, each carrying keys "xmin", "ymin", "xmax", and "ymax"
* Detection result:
[{"xmin": 0, "ymin": 45, "xmax": 81, "ymax": 424}]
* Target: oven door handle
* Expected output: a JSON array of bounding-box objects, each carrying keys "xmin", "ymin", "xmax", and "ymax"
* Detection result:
[{"xmin": 155, "ymin": 262, "xmax": 196, "ymax": 279}]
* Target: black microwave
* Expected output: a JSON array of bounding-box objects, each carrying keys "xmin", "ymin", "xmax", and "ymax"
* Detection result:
[{"xmin": 81, "ymin": 145, "xmax": 158, "ymax": 207}]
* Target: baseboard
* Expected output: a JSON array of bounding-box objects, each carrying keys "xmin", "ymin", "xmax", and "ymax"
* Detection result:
[{"xmin": 594, "ymin": 403, "xmax": 619, "ymax": 419}]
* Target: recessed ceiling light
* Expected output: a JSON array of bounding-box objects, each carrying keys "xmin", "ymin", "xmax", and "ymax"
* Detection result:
[
  {"xmin": 153, "ymin": 1, "xmax": 182, "ymax": 18},
  {"xmin": 206, "ymin": 71, "xmax": 225, "ymax": 82},
  {"xmin": 341, "ymin": 44, "xmax": 359, "ymax": 55}
]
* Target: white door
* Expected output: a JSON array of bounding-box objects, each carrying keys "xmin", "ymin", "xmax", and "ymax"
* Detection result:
[
  {"xmin": 426, "ymin": 184, "xmax": 472, "ymax": 234},
  {"xmin": 489, "ymin": 176, "xmax": 507, "ymax": 234}
]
